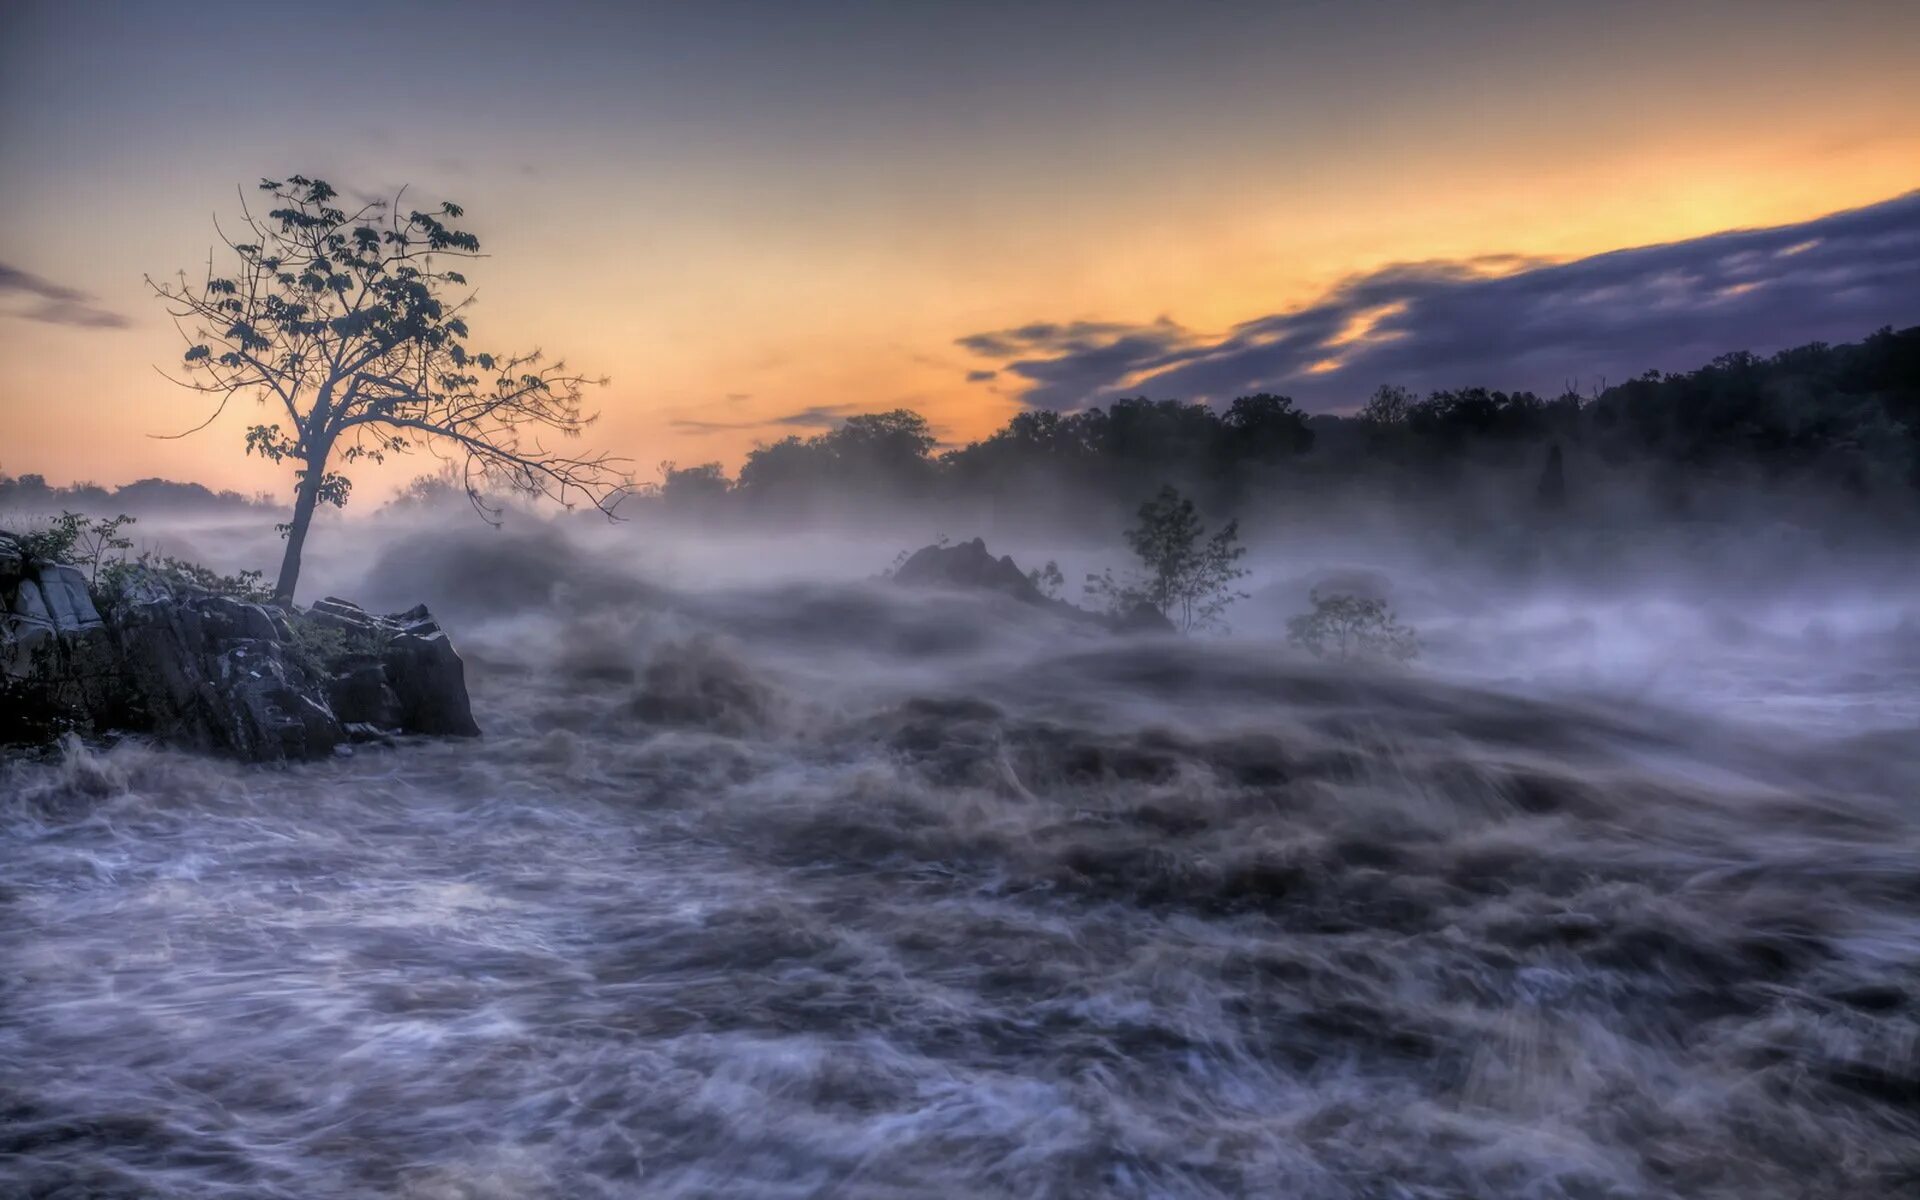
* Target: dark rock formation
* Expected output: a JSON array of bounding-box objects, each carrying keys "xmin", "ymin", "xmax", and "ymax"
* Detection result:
[
  {"xmin": 109, "ymin": 588, "xmax": 343, "ymax": 761},
  {"xmin": 892, "ymin": 539, "xmax": 1048, "ymax": 602},
  {"xmin": 1, "ymin": 530, "xmax": 479, "ymax": 761},
  {"xmin": 306, "ymin": 598, "xmax": 481, "ymax": 737},
  {"xmin": 890, "ymin": 537, "xmax": 1176, "ymax": 635},
  {"xmin": 1110, "ymin": 600, "xmax": 1179, "ymax": 635}
]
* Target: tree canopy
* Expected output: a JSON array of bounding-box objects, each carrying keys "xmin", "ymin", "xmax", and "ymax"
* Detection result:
[{"xmin": 151, "ymin": 174, "xmax": 627, "ymax": 601}]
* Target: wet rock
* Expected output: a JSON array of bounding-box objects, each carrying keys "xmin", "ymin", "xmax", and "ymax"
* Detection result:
[
  {"xmin": 306, "ymin": 597, "xmax": 481, "ymax": 738},
  {"xmin": 326, "ymin": 658, "xmax": 403, "ymax": 729},
  {"xmin": 110, "ymin": 590, "xmax": 344, "ymax": 761},
  {"xmin": 381, "ymin": 605, "xmax": 482, "ymax": 737}
]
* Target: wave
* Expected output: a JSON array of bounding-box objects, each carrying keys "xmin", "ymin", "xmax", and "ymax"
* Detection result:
[{"xmin": 4, "ymin": 528, "xmax": 1918, "ymax": 1198}]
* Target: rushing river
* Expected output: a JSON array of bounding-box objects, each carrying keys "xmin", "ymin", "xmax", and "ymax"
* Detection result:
[{"xmin": 4, "ymin": 530, "xmax": 1919, "ymax": 1198}]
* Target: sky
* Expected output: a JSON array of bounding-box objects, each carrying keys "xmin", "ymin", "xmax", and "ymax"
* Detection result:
[{"xmin": 1, "ymin": 0, "xmax": 1917, "ymax": 497}]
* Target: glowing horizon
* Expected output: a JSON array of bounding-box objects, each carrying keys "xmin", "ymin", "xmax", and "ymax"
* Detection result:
[{"xmin": 2, "ymin": 0, "xmax": 1917, "ymax": 498}]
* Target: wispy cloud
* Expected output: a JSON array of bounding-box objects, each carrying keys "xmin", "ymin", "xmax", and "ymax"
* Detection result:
[
  {"xmin": 670, "ymin": 402, "xmax": 865, "ymax": 435},
  {"xmin": 0, "ymin": 261, "xmax": 130, "ymax": 329},
  {"xmin": 959, "ymin": 191, "xmax": 1920, "ymax": 409}
]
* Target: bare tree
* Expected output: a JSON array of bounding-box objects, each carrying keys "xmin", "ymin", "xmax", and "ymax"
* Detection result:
[{"xmin": 151, "ymin": 175, "xmax": 629, "ymax": 603}]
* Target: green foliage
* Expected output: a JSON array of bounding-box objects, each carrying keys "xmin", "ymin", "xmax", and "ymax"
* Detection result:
[
  {"xmin": 737, "ymin": 410, "xmax": 939, "ymax": 503},
  {"xmin": 16, "ymin": 511, "xmax": 137, "ymax": 583},
  {"xmin": 14, "ymin": 512, "xmax": 86, "ymax": 562},
  {"xmin": 1286, "ymin": 590, "xmax": 1420, "ymax": 663},
  {"xmin": 1087, "ymin": 485, "xmax": 1248, "ymax": 632},
  {"xmin": 878, "ymin": 534, "xmax": 948, "ymax": 579},
  {"xmin": 283, "ymin": 610, "xmax": 387, "ymax": 678},
  {"xmin": 96, "ymin": 552, "xmax": 274, "ymax": 609}
]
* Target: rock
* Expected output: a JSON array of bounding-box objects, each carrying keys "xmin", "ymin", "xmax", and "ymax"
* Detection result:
[
  {"xmin": 3, "ymin": 535, "xmax": 117, "ymax": 743},
  {"xmin": 1112, "ymin": 600, "xmax": 1178, "ymax": 635},
  {"xmin": 892, "ymin": 538, "xmax": 1047, "ymax": 602},
  {"xmin": 890, "ymin": 537, "xmax": 1177, "ymax": 635},
  {"xmin": 102, "ymin": 590, "xmax": 345, "ymax": 762},
  {"xmin": 325, "ymin": 657, "xmax": 402, "ymax": 728},
  {"xmin": 380, "ymin": 605, "xmax": 481, "ymax": 737},
  {"xmin": 307, "ymin": 597, "xmax": 481, "ymax": 738},
  {"xmin": 1, "ymin": 529, "xmax": 481, "ymax": 760},
  {"xmin": 2, "ymin": 547, "xmax": 104, "ymax": 675}
]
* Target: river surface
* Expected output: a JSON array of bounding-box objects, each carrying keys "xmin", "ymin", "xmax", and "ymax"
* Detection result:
[{"xmin": 4, "ymin": 531, "xmax": 1919, "ymax": 1198}]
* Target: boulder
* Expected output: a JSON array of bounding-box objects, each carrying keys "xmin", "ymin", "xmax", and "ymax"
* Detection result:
[
  {"xmin": 2, "ymin": 533, "xmax": 115, "ymax": 743},
  {"xmin": 890, "ymin": 537, "xmax": 1177, "ymax": 635},
  {"xmin": 379, "ymin": 604, "xmax": 482, "ymax": 737},
  {"xmin": 307, "ymin": 598, "xmax": 481, "ymax": 738}
]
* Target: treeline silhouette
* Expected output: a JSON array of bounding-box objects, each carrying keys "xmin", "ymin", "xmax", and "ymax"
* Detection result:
[
  {"xmin": 0, "ymin": 474, "xmax": 278, "ymax": 516},
  {"xmin": 8, "ymin": 326, "xmax": 1917, "ymax": 535},
  {"xmin": 650, "ymin": 325, "xmax": 1920, "ymax": 530}
]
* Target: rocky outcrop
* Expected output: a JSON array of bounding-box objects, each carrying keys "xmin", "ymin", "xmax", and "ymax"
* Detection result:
[
  {"xmin": 109, "ymin": 588, "xmax": 344, "ymax": 761},
  {"xmin": 305, "ymin": 597, "xmax": 480, "ymax": 738},
  {"xmin": 890, "ymin": 537, "xmax": 1176, "ymax": 635},
  {"xmin": 1, "ymin": 530, "xmax": 479, "ymax": 761},
  {"xmin": 892, "ymin": 539, "xmax": 1048, "ymax": 602},
  {"xmin": 1, "ymin": 532, "xmax": 116, "ymax": 744}
]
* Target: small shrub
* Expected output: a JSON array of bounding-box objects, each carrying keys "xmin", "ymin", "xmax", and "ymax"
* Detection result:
[
  {"xmin": 16, "ymin": 511, "xmax": 136, "ymax": 582},
  {"xmin": 1287, "ymin": 590, "xmax": 1420, "ymax": 663},
  {"xmin": 1086, "ymin": 485, "xmax": 1248, "ymax": 632},
  {"xmin": 15, "ymin": 512, "xmax": 87, "ymax": 562},
  {"xmin": 878, "ymin": 534, "xmax": 949, "ymax": 579},
  {"xmin": 1027, "ymin": 559, "xmax": 1065, "ymax": 600},
  {"xmin": 284, "ymin": 610, "xmax": 387, "ymax": 677},
  {"xmin": 95, "ymin": 552, "xmax": 274, "ymax": 610}
]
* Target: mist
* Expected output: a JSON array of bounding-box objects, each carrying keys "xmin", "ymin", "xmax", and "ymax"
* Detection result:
[{"xmin": 7, "ymin": 450, "xmax": 1919, "ymax": 1196}]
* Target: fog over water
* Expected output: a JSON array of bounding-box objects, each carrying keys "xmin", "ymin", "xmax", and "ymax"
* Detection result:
[{"xmin": 4, "ymin": 508, "xmax": 1919, "ymax": 1198}]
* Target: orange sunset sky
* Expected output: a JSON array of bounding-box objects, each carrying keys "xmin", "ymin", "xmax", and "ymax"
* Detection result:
[{"xmin": 2, "ymin": 0, "xmax": 1917, "ymax": 500}]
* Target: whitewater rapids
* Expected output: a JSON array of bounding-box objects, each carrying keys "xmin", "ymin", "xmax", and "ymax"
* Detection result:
[{"xmin": 4, "ymin": 529, "xmax": 1918, "ymax": 1199}]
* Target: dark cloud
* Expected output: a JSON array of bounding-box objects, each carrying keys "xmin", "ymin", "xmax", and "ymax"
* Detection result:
[
  {"xmin": 0, "ymin": 261, "xmax": 130, "ymax": 329},
  {"xmin": 958, "ymin": 192, "xmax": 1920, "ymax": 410},
  {"xmin": 956, "ymin": 317, "xmax": 1197, "ymax": 409},
  {"xmin": 670, "ymin": 403, "xmax": 863, "ymax": 435},
  {"xmin": 964, "ymin": 369, "xmax": 997, "ymax": 382}
]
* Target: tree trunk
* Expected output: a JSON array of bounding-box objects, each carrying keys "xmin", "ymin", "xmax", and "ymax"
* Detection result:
[{"xmin": 274, "ymin": 463, "xmax": 326, "ymax": 606}]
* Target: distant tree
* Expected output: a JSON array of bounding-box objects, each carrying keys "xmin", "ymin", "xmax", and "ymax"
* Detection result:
[
  {"xmin": 1286, "ymin": 590, "xmax": 1419, "ymax": 663},
  {"xmin": 1086, "ymin": 484, "xmax": 1248, "ymax": 632},
  {"xmin": 150, "ymin": 174, "xmax": 628, "ymax": 603},
  {"xmin": 1219, "ymin": 393, "xmax": 1315, "ymax": 461},
  {"xmin": 1358, "ymin": 384, "xmax": 1415, "ymax": 426},
  {"xmin": 658, "ymin": 460, "xmax": 732, "ymax": 510},
  {"xmin": 737, "ymin": 409, "xmax": 938, "ymax": 507}
]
